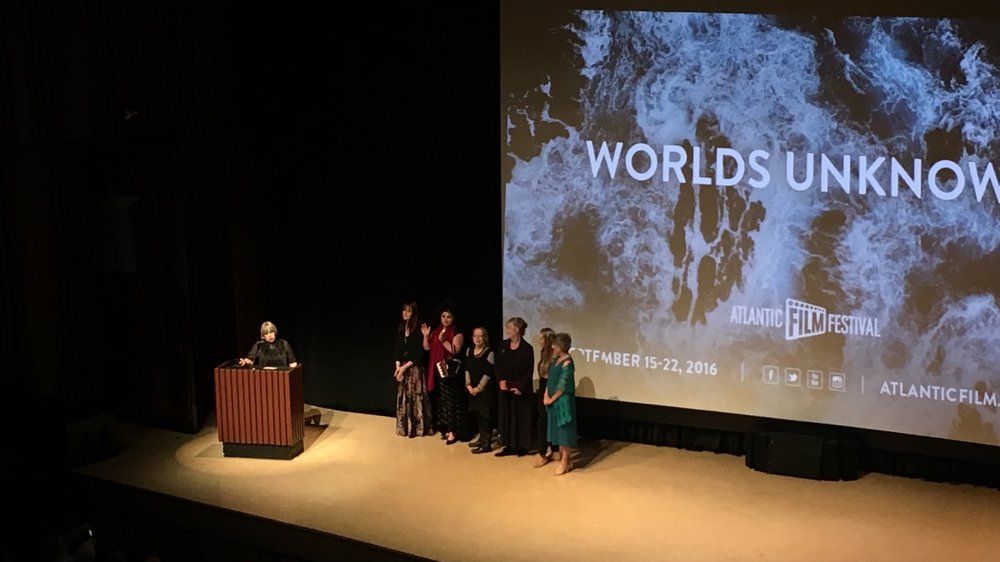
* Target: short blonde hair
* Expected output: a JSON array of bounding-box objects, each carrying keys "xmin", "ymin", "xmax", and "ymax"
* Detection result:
[
  {"xmin": 506, "ymin": 317, "xmax": 527, "ymax": 336},
  {"xmin": 260, "ymin": 321, "xmax": 277, "ymax": 337}
]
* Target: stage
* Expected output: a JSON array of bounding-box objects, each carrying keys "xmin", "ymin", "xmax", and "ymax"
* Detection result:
[{"xmin": 74, "ymin": 408, "xmax": 1000, "ymax": 561}]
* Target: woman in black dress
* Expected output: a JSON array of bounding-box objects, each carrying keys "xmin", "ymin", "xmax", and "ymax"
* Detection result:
[
  {"xmin": 465, "ymin": 327, "xmax": 496, "ymax": 454},
  {"xmin": 495, "ymin": 317, "xmax": 534, "ymax": 457},
  {"xmin": 394, "ymin": 301, "xmax": 433, "ymax": 437},
  {"xmin": 239, "ymin": 321, "xmax": 298, "ymax": 368}
]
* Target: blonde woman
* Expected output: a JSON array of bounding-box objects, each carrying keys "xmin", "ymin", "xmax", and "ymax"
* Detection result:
[
  {"xmin": 239, "ymin": 321, "xmax": 298, "ymax": 368},
  {"xmin": 495, "ymin": 317, "xmax": 534, "ymax": 457},
  {"xmin": 533, "ymin": 328, "xmax": 558, "ymax": 468}
]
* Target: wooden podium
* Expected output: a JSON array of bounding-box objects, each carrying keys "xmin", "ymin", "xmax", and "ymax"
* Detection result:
[{"xmin": 214, "ymin": 361, "xmax": 304, "ymax": 459}]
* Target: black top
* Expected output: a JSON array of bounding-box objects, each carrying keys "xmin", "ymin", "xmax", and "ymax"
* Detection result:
[
  {"xmin": 247, "ymin": 338, "xmax": 296, "ymax": 368},
  {"xmin": 393, "ymin": 328, "xmax": 425, "ymax": 367},
  {"xmin": 495, "ymin": 339, "xmax": 534, "ymax": 393},
  {"xmin": 465, "ymin": 346, "xmax": 495, "ymax": 416},
  {"xmin": 465, "ymin": 346, "xmax": 495, "ymax": 389}
]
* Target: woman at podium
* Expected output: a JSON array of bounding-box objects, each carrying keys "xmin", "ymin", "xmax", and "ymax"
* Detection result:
[{"xmin": 239, "ymin": 321, "xmax": 298, "ymax": 368}]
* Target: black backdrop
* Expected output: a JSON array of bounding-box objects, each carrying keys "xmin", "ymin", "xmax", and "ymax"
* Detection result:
[
  {"xmin": 1, "ymin": 2, "xmax": 501, "ymax": 445},
  {"xmin": 2, "ymin": 0, "xmax": 998, "ymax": 485},
  {"xmin": 236, "ymin": 5, "xmax": 503, "ymax": 417}
]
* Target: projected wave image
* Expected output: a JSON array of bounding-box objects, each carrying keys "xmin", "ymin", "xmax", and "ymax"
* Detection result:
[{"xmin": 502, "ymin": 11, "xmax": 1000, "ymax": 445}]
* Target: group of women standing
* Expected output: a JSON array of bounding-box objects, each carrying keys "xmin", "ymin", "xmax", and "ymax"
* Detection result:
[{"xmin": 392, "ymin": 302, "xmax": 577, "ymax": 475}]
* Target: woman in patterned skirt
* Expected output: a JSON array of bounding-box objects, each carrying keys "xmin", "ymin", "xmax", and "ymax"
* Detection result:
[{"xmin": 394, "ymin": 301, "xmax": 433, "ymax": 437}]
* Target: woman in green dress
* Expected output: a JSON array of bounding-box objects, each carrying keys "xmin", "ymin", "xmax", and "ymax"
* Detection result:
[{"xmin": 543, "ymin": 332, "xmax": 577, "ymax": 475}]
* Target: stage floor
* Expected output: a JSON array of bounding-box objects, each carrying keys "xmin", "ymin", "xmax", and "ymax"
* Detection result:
[{"xmin": 76, "ymin": 408, "xmax": 1000, "ymax": 561}]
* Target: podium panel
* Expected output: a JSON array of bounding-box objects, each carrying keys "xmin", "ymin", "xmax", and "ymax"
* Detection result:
[{"xmin": 214, "ymin": 362, "xmax": 304, "ymax": 459}]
